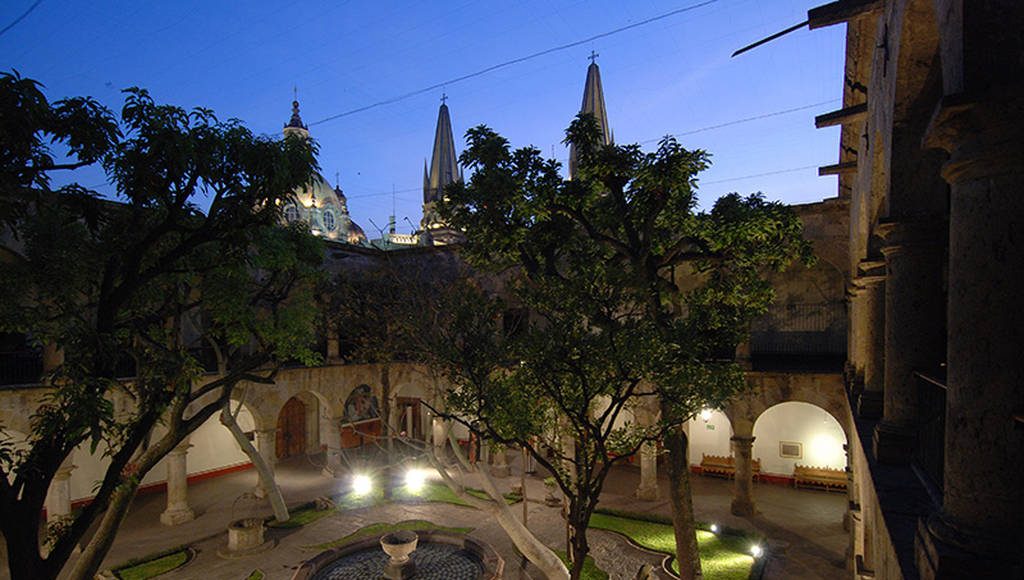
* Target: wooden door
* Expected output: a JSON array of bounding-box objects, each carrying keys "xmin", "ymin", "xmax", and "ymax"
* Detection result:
[{"xmin": 276, "ymin": 397, "xmax": 306, "ymax": 459}]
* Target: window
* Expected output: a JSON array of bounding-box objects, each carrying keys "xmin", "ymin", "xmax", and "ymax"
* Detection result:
[
  {"xmin": 284, "ymin": 204, "xmax": 300, "ymax": 223},
  {"xmin": 323, "ymin": 209, "xmax": 336, "ymax": 231}
]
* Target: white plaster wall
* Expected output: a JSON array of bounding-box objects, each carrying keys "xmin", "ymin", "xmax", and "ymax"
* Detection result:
[
  {"xmin": 686, "ymin": 410, "xmax": 734, "ymax": 464},
  {"xmin": 66, "ymin": 407, "xmax": 255, "ymax": 502},
  {"xmin": 752, "ymin": 401, "xmax": 846, "ymax": 475}
]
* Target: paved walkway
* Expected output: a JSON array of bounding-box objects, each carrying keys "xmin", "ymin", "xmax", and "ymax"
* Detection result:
[{"xmin": 5, "ymin": 454, "xmax": 847, "ymax": 580}]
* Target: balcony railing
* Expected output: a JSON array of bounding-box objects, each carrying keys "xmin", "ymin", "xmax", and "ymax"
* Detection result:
[
  {"xmin": 749, "ymin": 302, "xmax": 846, "ymax": 371},
  {"xmin": 0, "ymin": 350, "xmax": 42, "ymax": 386},
  {"xmin": 913, "ymin": 368, "xmax": 946, "ymax": 494}
]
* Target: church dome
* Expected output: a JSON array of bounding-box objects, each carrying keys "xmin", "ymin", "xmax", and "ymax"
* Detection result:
[{"xmin": 281, "ymin": 172, "xmax": 368, "ymax": 246}]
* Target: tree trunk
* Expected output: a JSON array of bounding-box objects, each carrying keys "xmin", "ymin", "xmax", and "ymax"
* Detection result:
[
  {"xmin": 3, "ymin": 506, "xmax": 45, "ymax": 580},
  {"xmin": 381, "ymin": 364, "xmax": 394, "ymax": 499},
  {"xmin": 65, "ymin": 483, "xmax": 139, "ymax": 580},
  {"xmin": 568, "ymin": 518, "xmax": 590, "ymax": 580},
  {"xmin": 429, "ymin": 429, "xmax": 571, "ymax": 579},
  {"xmin": 664, "ymin": 423, "xmax": 703, "ymax": 580},
  {"xmin": 220, "ymin": 405, "xmax": 289, "ymax": 522}
]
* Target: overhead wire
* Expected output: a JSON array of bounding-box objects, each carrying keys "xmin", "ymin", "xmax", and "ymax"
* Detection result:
[{"xmin": 307, "ymin": 0, "xmax": 719, "ymax": 127}]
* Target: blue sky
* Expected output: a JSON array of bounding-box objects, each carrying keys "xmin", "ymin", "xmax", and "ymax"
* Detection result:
[{"xmin": 2, "ymin": 0, "xmax": 846, "ymax": 237}]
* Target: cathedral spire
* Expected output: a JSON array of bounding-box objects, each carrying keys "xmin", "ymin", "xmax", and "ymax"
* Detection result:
[
  {"xmin": 569, "ymin": 52, "xmax": 611, "ymax": 178},
  {"xmin": 283, "ymin": 91, "xmax": 310, "ymax": 140},
  {"xmin": 423, "ymin": 95, "xmax": 459, "ymax": 205}
]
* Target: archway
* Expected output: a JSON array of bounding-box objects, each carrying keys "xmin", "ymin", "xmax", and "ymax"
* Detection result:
[
  {"xmin": 276, "ymin": 397, "xmax": 307, "ymax": 459},
  {"xmin": 687, "ymin": 409, "xmax": 734, "ymax": 469},
  {"xmin": 752, "ymin": 401, "xmax": 847, "ymax": 479}
]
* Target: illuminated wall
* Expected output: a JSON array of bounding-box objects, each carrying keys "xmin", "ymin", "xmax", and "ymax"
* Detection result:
[{"xmin": 752, "ymin": 401, "xmax": 846, "ymax": 475}]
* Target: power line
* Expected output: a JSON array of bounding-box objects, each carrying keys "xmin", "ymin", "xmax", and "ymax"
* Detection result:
[
  {"xmin": 0, "ymin": 0, "xmax": 43, "ymax": 38},
  {"xmin": 702, "ymin": 164, "xmax": 820, "ymax": 185},
  {"xmin": 308, "ymin": 0, "xmax": 719, "ymax": 127},
  {"xmin": 641, "ymin": 98, "xmax": 839, "ymax": 144}
]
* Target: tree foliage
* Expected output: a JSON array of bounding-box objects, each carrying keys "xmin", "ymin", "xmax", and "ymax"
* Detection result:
[
  {"xmin": 427, "ymin": 114, "xmax": 812, "ymax": 579},
  {"xmin": 0, "ymin": 72, "xmax": 321, "ymax": 580}
]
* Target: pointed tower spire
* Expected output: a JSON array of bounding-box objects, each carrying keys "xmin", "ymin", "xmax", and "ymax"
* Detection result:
[
  {"xmin": 424, "ymin": 95, "xmax": 459, "ymax": 205},
  {"xmin": 283, "ymin": 92, "xmax": 310, "ymax": 140},
  {"xmin": 569, "ymin": 52, "xmax": 611, "ymax": 178}
]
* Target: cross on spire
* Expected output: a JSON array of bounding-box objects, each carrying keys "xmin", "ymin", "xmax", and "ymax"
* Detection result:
[
  {"xmin": 588, "ymin": 50, "xmax": 599, "ymax": 64},
  {"xmin": 293, "ymin": 85, "xmax": 298, "ymax": 101},
  {"xmin": 441, "ymin": 92, "xmax": 448, "ymax": 104}
]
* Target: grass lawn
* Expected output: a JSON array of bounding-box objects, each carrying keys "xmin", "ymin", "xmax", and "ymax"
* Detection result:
[
  {"xmin": 392, "ymin": 481, "xmax": 519, "ymax": 506},
  {"xmin": 114, "ymin": 549, "xmax": 189, "ymax": 580},
  {"xmin": 588, "ymin": 513, "xmax": 756, "ymax": 580},
  {"xmin": 305, "ymin": 519, "xmax": 474, "ymax": 551},
  {"xmin": 245, "ymin": 571, "xmax": 264, "ymax": 580},
  {"xmin": 557, "ymin": 551, "xmax": 609, "ymax": 580}
]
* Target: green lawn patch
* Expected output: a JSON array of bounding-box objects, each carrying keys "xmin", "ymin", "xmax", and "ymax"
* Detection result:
[
  {"xmin": 588, "ymin": 512, "xmax": 756, "ymax": 580},
  {"xmin": 557, "ymin": 551, "xmax": 609, "ymax": 580},
  {"xmin": 305, "ymin": 519, "xmax": 474, "ymax": 551},
  {"xmin": 393, "ymin": 482, "xmax": 519, "ymax": 506},
  {"xmin": 245, "ymin": 571, "xmax": 265, "ymax": 580},
  {"xmin": 267, "ymin": 503, "xmax": 339, "ymax": 529},
  {"xmin": 113, "ymin": 547, "xmax": 190, "ymax": 580}
]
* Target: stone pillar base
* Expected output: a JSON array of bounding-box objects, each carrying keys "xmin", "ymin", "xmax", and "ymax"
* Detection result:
[
  {"xmin": 916, "ymin": 515, "xmax": 1023, "ymax": 580},
  {"xmin": 730, "ymin": 497, "xmax": 756, "ymax": 517},
  {"xmin": 160, "ymin": 506, "xmax": 195, "ymax": 526},
  {"xmin": 857, "ymin": 390, "xmax": 884, "ymax": 419},
  {"xmin": 635, "ymin": 485, "xmax": 660, "ymax": 501},
  {"xmin": 490, "ymin": 464, "xmax": 510, "ymax": 478},
  {"xmin": 872, "ymin": 421, "xmax": 914, "ymax": 465}
]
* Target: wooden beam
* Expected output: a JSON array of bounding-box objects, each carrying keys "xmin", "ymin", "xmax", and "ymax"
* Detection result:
[
  {"xmin": 818, "ymin": 162, "xmax": 858, "ymax": 176},
  {"xmin": 815, "ymin": 102, "xmax": 868, "ymax": 128},
  {"xmin": 808, "ymin": 0, "xmax": 882, "ymax": 30}
]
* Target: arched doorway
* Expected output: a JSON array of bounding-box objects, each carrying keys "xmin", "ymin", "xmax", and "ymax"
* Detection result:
[
  {"xmin": 752, "ymin": 401, "xmax": 847, "ymax": 480},
  {"xmin": 276, "ymin": 397, "xmax": 306, "ymax": 459}
]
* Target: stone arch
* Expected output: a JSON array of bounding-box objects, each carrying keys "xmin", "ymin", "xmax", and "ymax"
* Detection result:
[
  {"xmin": 687, "ymin": 408, "xmax": 734, "ymax": 465},
  {"xmin": 752, "ymin": 401, "xmax": 848, "ymax": 476},
  {"xmin": 274, "ymin": 389, "xmax": 333, "ymax": 458},
  {"xmin": 726, "ymin": 372, "xmax": 851, "ymax": 443}
]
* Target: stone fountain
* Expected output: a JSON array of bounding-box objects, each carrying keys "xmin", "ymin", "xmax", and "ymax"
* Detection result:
[{"xmin": 380, "ymin": 530, "xmax": 418, "ymax": 579}]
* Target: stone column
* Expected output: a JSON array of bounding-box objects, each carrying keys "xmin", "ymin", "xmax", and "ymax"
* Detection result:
[
  {"xmin": 635, "ymin": 441, "xmax": 660, "ymax": 500},
  {"xmin": 160, "ymin": 441, "xmax": 195, "ymax": 526},
  {"xmin": 41, "ymin": 343, "xmax": 64, "ymax": 375},
  {"xmin": 320, "ymin": 420, "xmax": 344, "ymax": 478},
  {"xmin": 916, "ymin": 92, "xmax": 1024, "ymax": 578},
  {"xmin": 431, "ymin": 416, "xmax": 447, "ymax": 458},
  {"xmin": 253, "ymin": 428, "xmax": 278, "ymax": 497},
  {"xmin": 872, "ymin": 221, "xmax": 945, "ymax": 464},
  {"xmin": 853, "ymin": 262, "xmax": 886, "ymax": 418},
  {"xmin": 490, "ymin": 445, "xmax": 510, "ymax": 478},
  {"xmin": 45, "ymin": 459, "xmax": 75, "ymax": 523},
  {"xmin": 730, "ymin": 435, "xmax": 756, "ymax": 516},
  {"xmin": 325, "ymin": 336, "xmax": 341, "ymax": 363}
]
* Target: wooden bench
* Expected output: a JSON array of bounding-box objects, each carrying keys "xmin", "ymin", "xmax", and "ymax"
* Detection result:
[
  {"xmin": 699, "ymin": 454, "xmax": 762, "ymax": 480},
  {"xmin": 793, "ymin": 464, "xmax": 847, "ymax": 492}
]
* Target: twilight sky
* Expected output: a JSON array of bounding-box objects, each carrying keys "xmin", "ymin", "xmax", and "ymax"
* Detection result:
[{"xmin": 2, "ymin": 0, "xmax": 846, "ymax": 237}]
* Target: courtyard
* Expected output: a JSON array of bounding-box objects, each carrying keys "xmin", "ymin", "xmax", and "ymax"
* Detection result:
[{"xmin": 8, "ymin": 454, "xmax": 846, "ymax": 580}]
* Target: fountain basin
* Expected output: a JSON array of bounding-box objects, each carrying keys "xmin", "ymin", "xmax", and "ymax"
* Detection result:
[{"xmin": 291, "ymin": 529, "xmax": 503, "ymax": 580}]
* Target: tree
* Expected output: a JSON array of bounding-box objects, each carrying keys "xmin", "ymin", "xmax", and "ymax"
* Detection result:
[
  {"xmin": 435, "ymin": 116, "xmax": 811, "ymax": 579},
  {"xmin": 0, "ymin": 73, "xmax": 322, "ymax": 580}
]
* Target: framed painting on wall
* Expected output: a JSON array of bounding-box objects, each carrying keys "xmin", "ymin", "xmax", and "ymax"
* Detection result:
[{"xmin": 779, "ymin": 441, "xmax": 803, "ymax": 459}]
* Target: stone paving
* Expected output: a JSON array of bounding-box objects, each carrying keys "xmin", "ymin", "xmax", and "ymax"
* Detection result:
[{"xmin": 1, "ymin": 454, "xmax": 847, "ymax": 580}]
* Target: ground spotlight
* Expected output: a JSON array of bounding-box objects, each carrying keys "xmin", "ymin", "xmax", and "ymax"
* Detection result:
[
  {"xmin": 750, "ymin": 544, "xmax": 763, "ymax": 558},
  {"xmin": 710, "ymin": 523, "xmax": 719, "ymax": 533},
  {"xmin": 352, "ymin": 473, "xmax": 373, "ymax": 496},
  {"xmin": 405, "ymin": 468, "xmax": 426, "ymax": 493}
]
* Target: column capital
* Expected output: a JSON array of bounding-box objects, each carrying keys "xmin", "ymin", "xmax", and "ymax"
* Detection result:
[
  {"xmin": 729, "ymin": 435, "xmax": 755, "ymax": 445},
  {"xmin": 877, "ymin": 220, "xmax": 946, "ymax": 256},
  {"xmin": 925, "ymin": 89, "xmax": 1024, "ymax": 185},
  {"xmin": 54, "ymin": 463, "xmax": 77, "ymax": 480}
]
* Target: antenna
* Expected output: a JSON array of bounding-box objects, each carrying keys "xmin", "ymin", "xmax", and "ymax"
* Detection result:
[{"xmin": 367, "ymin": 218, "xmax": 386, "ymax": 239}]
